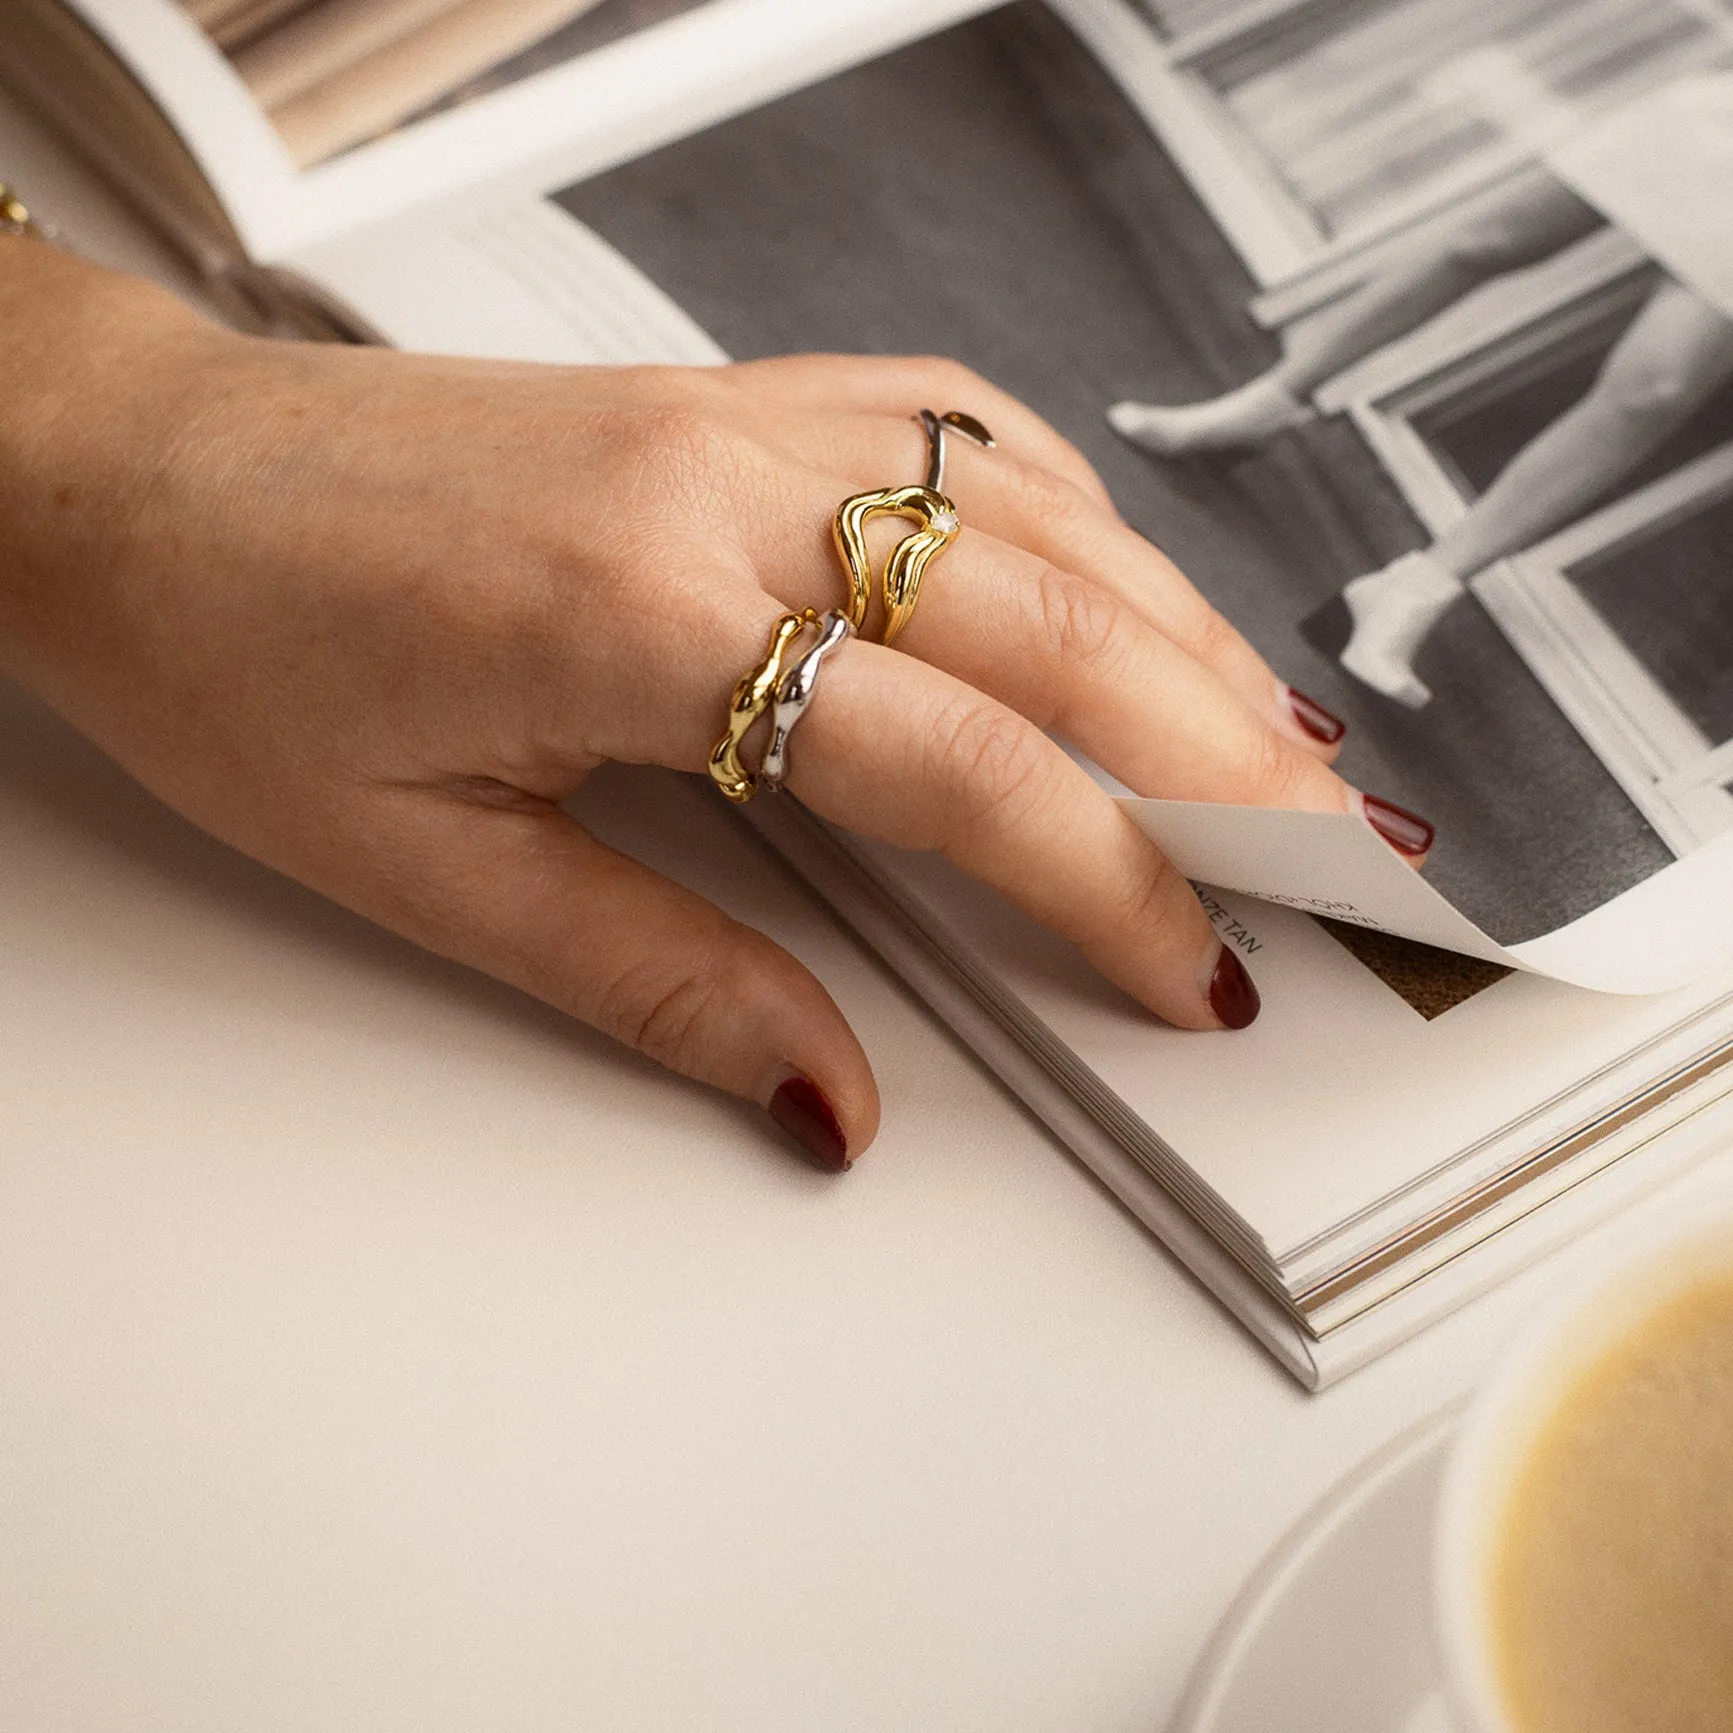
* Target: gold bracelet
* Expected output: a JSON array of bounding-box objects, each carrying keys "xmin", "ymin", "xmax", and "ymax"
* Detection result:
[{"xmin": 0, "ymin": 183, "xmax": 47, "ymax": 240}]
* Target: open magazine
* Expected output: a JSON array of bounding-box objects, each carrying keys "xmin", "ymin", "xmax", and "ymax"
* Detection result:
[{"xmin": 12, "ymin": 0, "xmax": 1733, "ymax": 1383}]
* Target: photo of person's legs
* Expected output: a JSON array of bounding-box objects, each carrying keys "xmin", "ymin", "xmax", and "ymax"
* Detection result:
[
  {"xmin": 1108, "ymin": 167, "xmax": 1603, "ymax": 456},
  {"xmin": 1325, "ymin": 279, "xmax": 1733, "ymax": 705}
]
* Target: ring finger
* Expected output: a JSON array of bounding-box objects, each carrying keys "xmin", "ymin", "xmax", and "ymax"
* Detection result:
[{"xmin": 770, "ymin": 630, "xmax": 1258, "ymax": 1032}]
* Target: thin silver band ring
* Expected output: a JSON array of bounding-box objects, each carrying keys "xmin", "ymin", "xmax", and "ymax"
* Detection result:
[{"xmin": 917, "ymin": 407, "xmax": 996, "ymax": 494}]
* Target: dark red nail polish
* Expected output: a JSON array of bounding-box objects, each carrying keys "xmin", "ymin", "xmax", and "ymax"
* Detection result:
[
  {"xmin": 1362, "ymin": 794, "xmax": 1435, "ymax": 858},
  {"xmin": 769, "ymin": 1075, "xmax": 850, "ymax": 1173},
  {"xmin": 1208, "ymin": 945, "xmax": 1261, "ymax": 1030},
  {"xmin": 1286, "ymin": 686, "xmax": 1346, "ymax": 745}
]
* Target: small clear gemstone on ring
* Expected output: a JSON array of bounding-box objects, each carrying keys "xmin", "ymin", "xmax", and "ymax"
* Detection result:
[{"xmin": 931, "ymin": 511, "xmax": 959, "ymax": 533}]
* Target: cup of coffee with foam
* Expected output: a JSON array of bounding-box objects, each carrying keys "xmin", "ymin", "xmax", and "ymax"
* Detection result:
[{"xmin": 1431, "ymin": 1206, "xmax": 1733, "ymax": 1733}]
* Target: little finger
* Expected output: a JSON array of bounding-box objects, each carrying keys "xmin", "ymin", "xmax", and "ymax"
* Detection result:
[{"xmin": 334, "ymin": 786, "xmax": 880, "ymax": 1169}]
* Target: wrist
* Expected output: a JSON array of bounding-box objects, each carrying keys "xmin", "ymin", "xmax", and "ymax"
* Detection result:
[{"xmin": 0, "ymin": 242, "xmax": 235, "ymax": 697}]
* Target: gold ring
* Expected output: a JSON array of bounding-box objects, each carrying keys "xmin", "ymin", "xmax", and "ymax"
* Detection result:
[
  {"xmin": 832, "ymin": 484, "xmax": 959, "ymax": 649},
  {"xmin": 707, "ymin": 610, "xmax": 820, "ymax": 803},
  {"xmin": 830, "ymin": 408, "xmax": 992, "ymax": 648}
]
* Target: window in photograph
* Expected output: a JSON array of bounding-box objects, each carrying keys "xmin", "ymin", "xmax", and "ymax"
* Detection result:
[
  {"xmin": 1351, "ymin": 280, "xmax": 1733, "ymax": 855},
  {"xmin": 1190, "ymin": 0, "xmax": 1725, "ymax": 244},
  {"xmin": 1116, "ymin": 0, "xmax": 1733, "ymax": 300},
  {"xmin": 1486, "ymin": 462, "xmax": 1733, "ymax": 855},
  {"xmin": 1571, "ymin": 494, "xmax": 1733, "ymax": 751},
  {"xmin": 1410, "ymin": 287, "xmax": 1733, "ymax": 512}
]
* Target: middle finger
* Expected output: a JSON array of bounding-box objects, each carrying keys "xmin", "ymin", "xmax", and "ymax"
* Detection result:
[
  {"xmin": 724, "ymin": 401, "xmax": 1343, "ymax": 758},
  {"xmin": 741, "ymin": 464, "xmax": 1365, "ymax": 827}
]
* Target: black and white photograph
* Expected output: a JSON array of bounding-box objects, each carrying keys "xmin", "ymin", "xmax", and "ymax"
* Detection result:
[{"xmin": 555, "ymin": 0, "xmax": 1733, "ymax": 943}]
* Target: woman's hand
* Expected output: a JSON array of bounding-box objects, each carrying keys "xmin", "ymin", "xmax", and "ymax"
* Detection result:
[{"xmin": 0, "ymin": 246, "xmax": 1382, "ymax": 1170}]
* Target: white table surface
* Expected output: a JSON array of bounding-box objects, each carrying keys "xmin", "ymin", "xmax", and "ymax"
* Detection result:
[{"xmin": 4, "ymin": 89, "xmax": 1731, "ymax": 1733}]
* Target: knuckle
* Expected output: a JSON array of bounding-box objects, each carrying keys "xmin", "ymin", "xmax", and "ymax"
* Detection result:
[
  {"xmin": 1109, "ymin": 844, "xmax": 1190, "ymax": 943},
  {"xmin": 939, "ymin": 699, "xmax": 1050, "ymax": 830},
  {"xmin": 618, "ymin": 402, "xmax": 741, "ymax": 507},
  {"xmin": 596, "ymin": 955, "xmax": 728, "ymax": 1075},
  {"xmin": 631, "ymin": 401, "xmax": 729, "ymax": 472},
  {"xmin": 606, "ymin": 363, "xmax": 697, "ymax": 405},
  {"xmin": 1007, "ymin": 459, "xmax": 1093, "ymax": 530},
  {"xmin": 1188, "ymin": 601, "xmax": 1246, "ymax": 670},
  {"xmin": 594, "ymin": 399, "xmax": 761, "ymax": 546},
  {"xmin": 1032, "ymin": 562, "xmax": 1128, "ymax": 674},
  {"xmin": 1242, "ymin": 718, "xmax": 1315, "ymax": 808},
  {"xmin": 994, "ymin": 437, "xmax": 1116, "ymax": 532},
  {"xmin": 912, "ymin": 354, "xmax": 989, "ymax": 401},
  {"xmin": 1058, "ymin": 438, "xmax": 1111, "ymax": 499}
]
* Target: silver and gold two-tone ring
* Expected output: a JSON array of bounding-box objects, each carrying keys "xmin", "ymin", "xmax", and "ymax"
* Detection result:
[
  {"xmin": 707, "ymin": 609, "xmax": 819, "ymax": 803},
  {"xmin": 759, "ymin": 609, "xmax": 855, "ymax": 794},
  {"xmin": 707, "ymin": 608, "xmax": 856, "ymax": 804}
]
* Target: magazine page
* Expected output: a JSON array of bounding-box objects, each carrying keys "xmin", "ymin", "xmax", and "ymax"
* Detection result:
[
  {"xmin": 1115, "ymin": 795, "xmax": 1733, "ymax": 994},
  {"xmin": 759, "ymin": 773, "xmax": 1733, "ymax": 1386},
  {"xmin": 58, "ymin": 0, "xmax": 999, "ymax": 263},
  {"xmin": 852, "ymin": 832, "xmax": 1732, "ymax": 1282},
  {"xmin": 267, "ymin": 0, "xmax": 1733, "ymax": 1300},
  {"xmin": 289, "ymin": 0, "xmax": 1733, "ymax": 992}
]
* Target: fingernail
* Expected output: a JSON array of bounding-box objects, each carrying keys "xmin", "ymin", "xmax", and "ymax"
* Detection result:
[
  {"xmin": 1285, "ymin": 685, "xmax": 1346, "ymax": 745},
  {"xmin": 1362, "ymin": 793, "xmax": 1435, "ymax": 858},
  {"xmin": 768, "ymin": 1075, "xmax": 851, "ymax": 1173},
  {"xmin": 1204, "ymin": 943, "xmax": 1261, "ymax": 1030}
]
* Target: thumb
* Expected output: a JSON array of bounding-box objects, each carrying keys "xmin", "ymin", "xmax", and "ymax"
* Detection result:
[{"xmin": 342, "ymin": 788, "xmax": 880, "ymax": 1172}]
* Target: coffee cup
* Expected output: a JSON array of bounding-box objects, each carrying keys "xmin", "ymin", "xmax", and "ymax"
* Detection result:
[{"xmin": 1430, "ymin": 1205, "xmax": 1733, "ymax": 1733}]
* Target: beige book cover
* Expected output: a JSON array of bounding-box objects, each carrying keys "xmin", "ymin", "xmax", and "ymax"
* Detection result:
[
  {"xmin": 232, "ymin": 0, "xmax": 474, "ymax": 109},
  {"xmin": 268, "ymin": 0, "xmax": 609, "ymax": 164}
]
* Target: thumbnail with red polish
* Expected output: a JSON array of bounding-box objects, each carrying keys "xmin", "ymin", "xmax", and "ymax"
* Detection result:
[
  {"xmin": 1362, "ymin": 794, "xmax": 1435, "ymax": 858},
  {"xmin": 769, "ymin": 1075, "xmax": 851, "ymax": 1172},
  {"xmin": 1285, "ymin": 686, "xmax": 1347, "ymax": 745},
  {"xmin": 1208, "ymin": 946, "xmax": 1261, "ymax": 1030}
]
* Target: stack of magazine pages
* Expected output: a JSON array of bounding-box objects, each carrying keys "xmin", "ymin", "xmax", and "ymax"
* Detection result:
[{"xmin": 12, "ymin": 0, "xmax": 1733, "ymax": 1385}]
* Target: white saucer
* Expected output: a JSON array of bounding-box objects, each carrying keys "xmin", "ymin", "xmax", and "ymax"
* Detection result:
[{"xmin": 1168, "ymin": 1407, "xmax": 1464, "ymax": 1733}]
